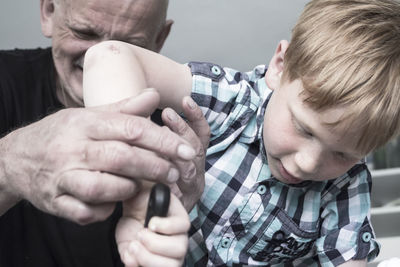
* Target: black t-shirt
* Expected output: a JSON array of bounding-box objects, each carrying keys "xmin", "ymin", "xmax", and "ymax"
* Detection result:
[{"xmin": 0, "ymin": 48, "xmax": 124, "ymax": 267}]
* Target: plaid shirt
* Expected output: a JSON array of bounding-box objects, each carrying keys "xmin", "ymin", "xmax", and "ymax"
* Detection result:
[{"xmin": 185, "ymin": 62, "xmax": 380, "ymax": 267}]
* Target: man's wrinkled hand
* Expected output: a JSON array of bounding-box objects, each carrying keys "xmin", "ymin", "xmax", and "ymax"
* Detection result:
[{"xmin": 0, "ymin": 90, "xmax": 196, "ymax": 224}]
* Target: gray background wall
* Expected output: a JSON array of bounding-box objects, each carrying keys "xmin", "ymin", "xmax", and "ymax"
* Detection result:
[{"xmin": 0, "ymin": 1, "xmax": 308, "ymax": 71}]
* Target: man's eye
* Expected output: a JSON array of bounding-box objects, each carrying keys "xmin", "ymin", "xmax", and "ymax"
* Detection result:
[{"xmin": 73, "ymin": 30, "xmax": 98, "ymax": 40}]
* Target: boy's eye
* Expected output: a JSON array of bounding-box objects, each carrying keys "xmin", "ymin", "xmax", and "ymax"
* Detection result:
[{"xmin": 292, "ymin": 117, "xmax": 313, "ymax": 137}]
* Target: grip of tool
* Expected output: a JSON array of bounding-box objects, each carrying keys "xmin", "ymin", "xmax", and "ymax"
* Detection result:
[{"xmin": 144, "ymin": 183, "xmax": 171, "ymax": 228}]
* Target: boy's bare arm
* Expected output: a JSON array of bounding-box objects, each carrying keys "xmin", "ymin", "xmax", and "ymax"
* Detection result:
[{"xmin": 84, "ymin": 40, "xmax": 192, "ymax": 112}]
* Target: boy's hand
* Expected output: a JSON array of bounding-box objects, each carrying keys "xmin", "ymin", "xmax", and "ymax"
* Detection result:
[{"xmin": 116, "ymin": 183, "xmax": 190, "ymax": 267}]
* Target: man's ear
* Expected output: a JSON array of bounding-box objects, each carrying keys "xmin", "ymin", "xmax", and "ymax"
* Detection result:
[
  {"xmin": 40, "ymin": 0, "xmax": 55, "ymax": 38},
  {"xmin": 154, "ymin": 19, "xmax": 174, "ymax": 53},
  {"xmin": 265, "ymin": 40, "xmax": 289, "ymax": 90}
]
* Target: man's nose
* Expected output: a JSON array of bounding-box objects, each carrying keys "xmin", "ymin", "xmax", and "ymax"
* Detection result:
[{"xmin": 294, "ymin": 146, "xmax": 323, "ymax": 174}]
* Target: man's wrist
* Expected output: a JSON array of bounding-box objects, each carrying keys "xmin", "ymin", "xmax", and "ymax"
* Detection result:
[{"xmin": 0, "ymin": 135, "xmax": 22, "ymax": 215}]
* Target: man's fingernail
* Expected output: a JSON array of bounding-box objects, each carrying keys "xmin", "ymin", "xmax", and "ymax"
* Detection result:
[
  {"xmin": 167, "ymin": 168, "xmax": 179, "ymax": 183},
  {"xmin": 186, "ymin": 97, "xmax": 197, "ymax": 110},
  {"xmin": 166, "ymin": 109, "xmax": 177, "ymax": 122},
  {"xmin": 178, "ymin": 144, "xmax": 196, "ymax": 160}
]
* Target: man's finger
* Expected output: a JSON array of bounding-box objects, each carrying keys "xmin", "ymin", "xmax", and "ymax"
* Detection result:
[
  {"xmin": 74, "ymin": 141, "xmax": 181, "ymax": 184},
  {"xmin": 83, "ymin": 113, "xmax": 196, "ymax": 161},
  {"xmin": 182, "ymin": 96, "xmax": 210, "ymax": 149},
  {"xmin": 58, "ymin": 169, "xmax": 140, "ymax": 203},
  {"xmin": 52, "ymin": 194, "xmax": 116, "ymax": 225},
  {"xmin": 161, "ymin": 105, "xmax": 208, "ymax": 159}
]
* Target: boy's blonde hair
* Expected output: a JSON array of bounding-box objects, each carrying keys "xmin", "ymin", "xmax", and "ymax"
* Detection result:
[{"xmin": 283, "ymin": 0, "xmax": 400, "ymax": 154}]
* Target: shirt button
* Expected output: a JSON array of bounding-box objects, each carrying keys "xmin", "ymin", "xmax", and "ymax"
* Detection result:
[
  {"xmin": 221, "ymin": 237, "xmax": 231, "ymax": 248},
  {"xmin": 211, "ymin": 65, "xmax": 222, "ymax": 76},
  {"xmin": 362, "ymin": 232, "xmax": 372, "ymax": 243},
  {"xmin": 257, "ymin": 184, "xmax": 267, "ymax": 195}
]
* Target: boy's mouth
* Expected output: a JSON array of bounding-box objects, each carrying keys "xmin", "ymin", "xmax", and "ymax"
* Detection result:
[{"xmin": 278, "ymin": 161, "xmax": 303, "ymax": 184}]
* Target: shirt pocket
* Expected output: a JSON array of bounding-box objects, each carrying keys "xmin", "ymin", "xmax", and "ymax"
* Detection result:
[{"xmin": 246, "ymin": 207, "xmax": 319, "ymax": 265}]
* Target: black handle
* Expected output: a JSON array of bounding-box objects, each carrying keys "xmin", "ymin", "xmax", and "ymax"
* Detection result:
[{"xmin": 144, "ymin": 183, "xmax": 170, "ymax": 228}]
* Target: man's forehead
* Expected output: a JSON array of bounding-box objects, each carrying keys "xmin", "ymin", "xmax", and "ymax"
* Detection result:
[
  {"xmin": 61, "ymin": 0, "xmax": 167, "ymax": 38},
  {"xmin": 64, "ymin": 0, "xmax": 165, "ymax": 25},
  {"xmin": 62, "ymin": 0, "xmax": 167, "ymax": 16}
]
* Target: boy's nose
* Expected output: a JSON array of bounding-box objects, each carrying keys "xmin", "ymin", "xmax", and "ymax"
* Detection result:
[{"xmin": 294, "ymin": 147, "xmax": 322, "ymax": 175}]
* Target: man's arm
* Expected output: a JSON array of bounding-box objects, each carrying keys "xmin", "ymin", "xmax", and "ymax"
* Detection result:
[{"xmin": 83, "ymin": 40, "xmax": 193, "ymax": 113}]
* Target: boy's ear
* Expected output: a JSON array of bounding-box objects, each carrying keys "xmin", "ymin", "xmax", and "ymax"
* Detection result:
[
  {"xmin": 40, "ymin": 0, "xmax": 55, "ymax": 38},
  {"xmin": 265, "ymin": 40, "xmax": 289, "ymax": 90}
]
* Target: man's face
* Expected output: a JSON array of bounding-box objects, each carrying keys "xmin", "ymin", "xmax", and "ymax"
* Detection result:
[
  {"xmin": 263, "ymin": 78, "xmax": 364, "ymax": 184},
  {"xmin": 40, "ymin": 0, "xmax": 171, "ymax": 106}
]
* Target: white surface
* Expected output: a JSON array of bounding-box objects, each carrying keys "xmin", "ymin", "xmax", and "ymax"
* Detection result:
[
  {"xmin": 369, "ymin": 238, "xmax": 400, "ymax": 266},
  {"xmin": 377, "ymin": 257, "xmax": 400, "ymax": 267}
]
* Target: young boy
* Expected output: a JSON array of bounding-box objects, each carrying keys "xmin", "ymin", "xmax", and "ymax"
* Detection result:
[{"xmin": 83, "ymin": 0, "xmax": 400, "ymax": 266}]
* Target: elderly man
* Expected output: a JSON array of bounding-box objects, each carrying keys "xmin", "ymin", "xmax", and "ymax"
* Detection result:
[{"xmin": 0, "ymin": 0, "xmax": 208, "ymax": 266}]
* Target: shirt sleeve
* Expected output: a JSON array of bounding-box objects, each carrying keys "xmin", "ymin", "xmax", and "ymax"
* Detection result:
[
  {"xmin": 188, "ymin": 62, "xmax": 262, "ymax": 143},
  {"xmin": 315, "ymin": 165, "xmax": 380, "ymax": 266}
]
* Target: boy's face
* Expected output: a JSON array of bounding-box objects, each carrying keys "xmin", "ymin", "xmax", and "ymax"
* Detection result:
[{"xmin": 263, "ymin": 78, "xmax": 364, "ymax": 184}]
